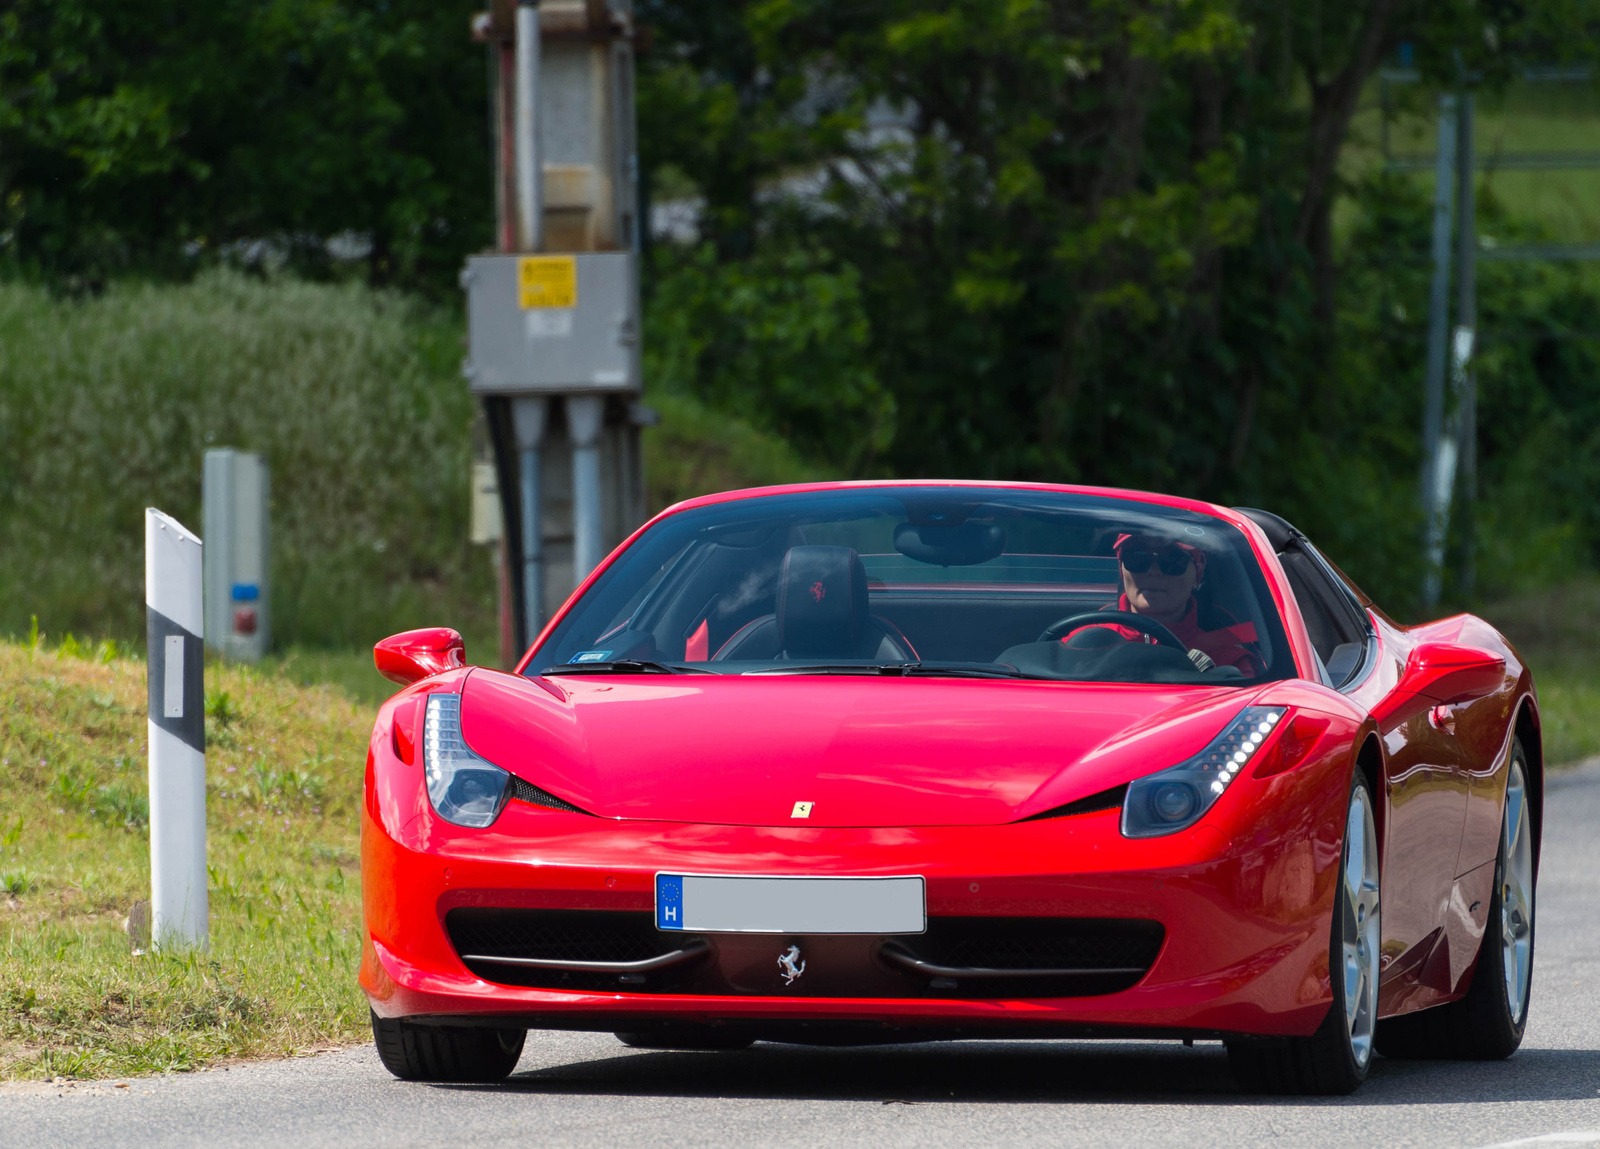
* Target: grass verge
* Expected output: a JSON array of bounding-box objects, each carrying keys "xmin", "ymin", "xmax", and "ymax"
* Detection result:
[
  {"xmin": 1481, "ymin": 579, "xmax": 1600, "ymax": 767},
  {"xmin": 0, "ymin": 638, "xmax": 377, "ymax": 1080}
]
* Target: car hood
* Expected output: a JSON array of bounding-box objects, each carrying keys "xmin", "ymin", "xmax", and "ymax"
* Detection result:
[{"xmin": 459, "ymin": 669, "xmax": 1268, "ymax": 828}]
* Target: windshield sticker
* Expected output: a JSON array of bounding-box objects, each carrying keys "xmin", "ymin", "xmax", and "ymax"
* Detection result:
[{"xmin": 570, "ymin": 650, "xmax": 614, "ymax": 663}]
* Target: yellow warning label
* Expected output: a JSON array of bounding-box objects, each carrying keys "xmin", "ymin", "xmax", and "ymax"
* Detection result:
[{"xmin": 518, "ymin": 255, "xmax": 577, "ymax": 309}]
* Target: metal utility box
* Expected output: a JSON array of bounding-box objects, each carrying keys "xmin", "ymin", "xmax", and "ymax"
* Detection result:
[
  {"xmin": 202, "ymin": 449, "xmax": 270, "ymax": 661},
  {"xmin": 463, "ymin": 252, "xmax": 638, "ymax": 394}
]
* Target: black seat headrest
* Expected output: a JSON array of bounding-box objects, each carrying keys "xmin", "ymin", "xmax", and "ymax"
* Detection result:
[{"xmin": 777, "ymin": 545, "xmax": 869, "ymax": 658}]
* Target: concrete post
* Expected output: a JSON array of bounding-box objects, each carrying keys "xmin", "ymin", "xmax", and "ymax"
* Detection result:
[
  {"xmin": 515, "ymin": 0, "xmax": 544, "ymax": 252},
  {"xmin": 567, "ymin": 395, "xmax": 605, "ymax": 581},
  {"xmin": 203, "ymin": 450, "xmax": 270, "ymax": 662},
  {"xmin": 512, "ymin": 396, "xmax": 548, "ymax": 644},
  {"xmin": 145, "ymin": 509, "xmax": 208, "ymax": 951}
]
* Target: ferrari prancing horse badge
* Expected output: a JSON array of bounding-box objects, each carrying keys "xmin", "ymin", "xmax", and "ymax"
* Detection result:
[{"xmin": 778, "ymin": 945, "xmax": 806, "ymax": 985}]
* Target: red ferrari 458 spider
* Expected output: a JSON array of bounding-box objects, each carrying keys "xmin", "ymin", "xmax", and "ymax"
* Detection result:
[{"xmin": 360, "ymin": 482, "xmax": 1538, "ymax": 1094}]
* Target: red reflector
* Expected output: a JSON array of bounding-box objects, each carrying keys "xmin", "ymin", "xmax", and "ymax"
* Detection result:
[
  {"xmin": 1252, "ymin": 713, "xmax": 1330, "ymax": 779},
  {"xmin": 393, "ymin": 698, "xmax": 418, "ymax": 765},
  {"xmin": 233, "ymin": 607, "xmax": 258, "ymax": 635}
]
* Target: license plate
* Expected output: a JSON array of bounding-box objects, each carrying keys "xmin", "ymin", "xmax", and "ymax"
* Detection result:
[{"xmin": 654, "ymin": 873, "xmax": 925, "ymax": 934}]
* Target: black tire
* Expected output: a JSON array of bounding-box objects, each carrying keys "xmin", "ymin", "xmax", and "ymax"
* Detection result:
[
  {"xmin": 1227, "ymin": 770, "xmax": 1379, "ymax": 1095},
  {"xmin": 615, "ymin": 1026, "xmax": 756, "ymax": 1051},
  {"xmin": 1375, "ymin": 741, "xmax": 1535, "ymax": 1061},
  {"xmin": 370, "ymin": 1010, "xmax": 526, "ymax": 1082}
]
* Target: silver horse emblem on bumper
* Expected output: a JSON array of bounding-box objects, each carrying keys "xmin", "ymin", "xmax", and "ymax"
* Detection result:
[{"xmin": 777, "ymin": 945, "xmax": 806, "ymax": 985}]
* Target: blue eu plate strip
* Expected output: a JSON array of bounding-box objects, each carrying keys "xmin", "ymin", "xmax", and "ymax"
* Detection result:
[{"xmin": 656, "ymin": 874, "xmax": 684, "ymax": 930}]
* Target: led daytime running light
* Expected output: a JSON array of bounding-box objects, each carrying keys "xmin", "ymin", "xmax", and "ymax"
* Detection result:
[{"xmin": 1121, "ymin": 706, "xmax": 1287, "ymax": 838}]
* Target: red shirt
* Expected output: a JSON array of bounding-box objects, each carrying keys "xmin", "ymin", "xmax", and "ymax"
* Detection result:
[{"xmin": 1065, "ymin": 595, "xmax": 1263, "ymax": 677}]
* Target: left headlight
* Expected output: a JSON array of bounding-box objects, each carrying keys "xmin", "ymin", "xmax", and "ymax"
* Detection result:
[
  {"xmin": 423, "ymin": 693, "xmax": 511, "ymax": 828},
  {"xmin": 1121, "ymin": 706, "xmax": 1287, "ymax": 838}
]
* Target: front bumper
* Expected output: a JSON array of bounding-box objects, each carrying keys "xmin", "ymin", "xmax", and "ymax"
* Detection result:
[{"xmin": 360, "ymin": 740, "xmax": 1349, "ymax": 1040}]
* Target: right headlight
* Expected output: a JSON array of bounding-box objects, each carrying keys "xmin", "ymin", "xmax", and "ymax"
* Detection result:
[
  {"xmin": 1121, "ymin": 706, "xmax": 1287, "ymax": 838},
  {"xmin": 423, "ymin": 693, "xmax": 511, "ymax": 828}
]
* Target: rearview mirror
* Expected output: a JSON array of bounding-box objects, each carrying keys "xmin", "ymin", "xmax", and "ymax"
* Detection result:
[
  {"xmin": 1400, "ymin": 642, "xmax": 1505, "ymax": 706},
  {"xmin": 894, "ymin": 521, "xmax": 1006, "ymax": 566},
  {"xmin": 374, "ymin": 628, "xmax": 467, "ymax": 686}
]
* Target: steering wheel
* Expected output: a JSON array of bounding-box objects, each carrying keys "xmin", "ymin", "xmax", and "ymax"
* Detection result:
[{"xmin": 1036, "ymin": 609, "xmax": 1187, "ymax": 651}]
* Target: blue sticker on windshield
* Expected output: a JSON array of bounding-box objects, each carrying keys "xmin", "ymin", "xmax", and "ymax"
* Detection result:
[{"xmin": 569, "ymin": 650, "xmax": 614, "ymax": 663}]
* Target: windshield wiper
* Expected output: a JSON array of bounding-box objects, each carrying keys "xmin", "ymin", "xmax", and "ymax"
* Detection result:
[
  {"xmin": 745, "ymin": 662, "xmax": 1024, "ymax": 679},
  {"xmin": 541, "ymin": 659, "xmax": 711, "ymax": 676},
  {"xmin": 900, "ymin": 662, "xmax": 1025, "ymax": 679}
]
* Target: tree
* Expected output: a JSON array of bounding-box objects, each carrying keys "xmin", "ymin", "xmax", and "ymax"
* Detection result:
[
  {"xmin": 636, "ymin": 0, "xmax": 1600, "ymax": 606},
  {"xmin": 0, "ymin": 0, "xmax": 491, "ymax": 290}
]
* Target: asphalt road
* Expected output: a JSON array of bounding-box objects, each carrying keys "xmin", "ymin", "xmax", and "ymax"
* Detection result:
[{"xmin": 7, "ymin": 764, "xmax": 1600, "ymax": 1149}]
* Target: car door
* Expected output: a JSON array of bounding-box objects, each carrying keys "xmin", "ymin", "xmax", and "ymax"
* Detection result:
[{"xmin": 1276, "ymin": 541, "xmax": 1470, "ymax": 985}]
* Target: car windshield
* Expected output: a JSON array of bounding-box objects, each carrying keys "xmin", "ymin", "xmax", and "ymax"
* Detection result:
[{"xmin": 530, "ymin": 487, "xmax": 1294, "ymax": 685}]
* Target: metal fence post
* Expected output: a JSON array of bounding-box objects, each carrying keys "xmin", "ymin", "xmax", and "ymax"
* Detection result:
[
  {"xmin": 1421, "ymin": 94, "xmax": 1458, "ymax": 610},
  {"xmin": 1455, "ymin": 93, "xmax": 1477, "ymax": 600}
]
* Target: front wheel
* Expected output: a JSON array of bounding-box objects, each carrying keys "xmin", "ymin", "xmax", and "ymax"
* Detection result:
[
  {"xmin": 371, "ymin": 1010, "xmax": 525, "ymax": 1082},
  {"xmin": 1227, "ymin": 770, "xmax": 1380, "ymax": 1095},
  {"xmin": 1375, "ymin": 743, "xmax": 1535, "ymax": 1060}
]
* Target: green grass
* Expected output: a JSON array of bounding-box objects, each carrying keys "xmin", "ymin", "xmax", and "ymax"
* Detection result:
[
  {"xmin": 263, "ymin": 646, "xmax": 410, "ymax": 709},
  {"xmin": 0, "ymin": 637, "xmax": 374, "ymax": 1080},
  {"xmin": 1481, "ymin": 579, "xmax": 1600, "ymax": 767}
]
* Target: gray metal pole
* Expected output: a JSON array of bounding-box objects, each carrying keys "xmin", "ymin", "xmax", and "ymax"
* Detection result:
[
  {"xmin": 1456, "ymin": 93, "xmax": 1478, "ymax": 601},
  {"xmin": 512, "ymin": 397, "xmax": 548, "ymax": 646},
  {"xmin": 567, "ymin": 396, "xmax": 606, "ymax": 581},
  {"xmin": 1421, "ymin": 94, "xmax": 1458, "ymax": 610},
  {"xmin": 514, "ymin": 0, "xmax": 543, "ymax": 252}
]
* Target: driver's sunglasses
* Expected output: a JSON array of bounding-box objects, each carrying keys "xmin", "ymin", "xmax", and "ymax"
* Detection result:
[{"xmin": 1120, "ymin": 547, "xmax": 1192, "ymax": 577}]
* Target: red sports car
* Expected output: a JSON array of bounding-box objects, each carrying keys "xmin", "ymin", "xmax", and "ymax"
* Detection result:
[{"xmin": 360, "ymin": 482, "xmax": 1538, "ymax": 1094}]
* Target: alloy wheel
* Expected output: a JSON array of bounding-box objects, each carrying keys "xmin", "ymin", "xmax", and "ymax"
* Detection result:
[
  {"xmin": 1342, "ymin": 784, "xmax": 1381, "ymax": 1068},
  {"xmin": 1501, "ymin": 758, "xmax": 1535, "ymax": 1025}
]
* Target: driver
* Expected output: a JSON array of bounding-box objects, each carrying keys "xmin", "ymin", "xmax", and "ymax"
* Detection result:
[{"xmin": 1064, "ymin": 533, "xmax": 1264, "ymax": 677}]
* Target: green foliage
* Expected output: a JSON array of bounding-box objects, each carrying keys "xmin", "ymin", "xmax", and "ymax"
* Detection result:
[
  {"xmin": 205, "ymin": 691, "xmax": 241, "ymax": 730},
  {"xmin": 0, "ymin": 0, "xmax": 490, "ymax": 290},
  {"xmin": 636, "ymin": 0, "xmax": 1600, "ymax": 615},
  {"xmin": 642, "ymin": 391, "xmax": 830, "ymax": 510},
  {"xmin": 91, "ymin": 782, "xmax": 149, "ymax": 832},
  {"xmin": 1, "ymin": 870, "xmax": 34, "ymax": 897},
  {"xmin": 644, "ymin": 242, "xmax": 893, "ymax": 470},
  {"xmin": 1328, "ymin": 173, "xmax": 1600, "ymax": 605},
  {"xmin": 0, "ymin": 270, "xmax": 497, "ymax": 649}
]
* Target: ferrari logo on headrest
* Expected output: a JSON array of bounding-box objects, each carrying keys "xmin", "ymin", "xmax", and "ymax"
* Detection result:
[{"xmin": 810, "ymin": 580, "xmax": 826, "ymax": 603}]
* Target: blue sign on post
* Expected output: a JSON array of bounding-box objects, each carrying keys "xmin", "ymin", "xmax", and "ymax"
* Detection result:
[{"xmin": 655, "ymin": 874, "xmax": 683, "ymax": 930}]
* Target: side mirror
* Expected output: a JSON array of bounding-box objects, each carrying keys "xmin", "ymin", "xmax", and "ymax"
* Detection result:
[
  {"xmin": 1401, "ymin": 642, "xmax": 1506, "ymax": 706},
  {"xmin": 374, "ymin": 627, "xmax": 467, "ymax": 686}
]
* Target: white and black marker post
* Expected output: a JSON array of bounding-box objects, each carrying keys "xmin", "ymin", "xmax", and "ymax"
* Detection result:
[{"xmin": 145, "ymin": 509, "xmax": 208, "ymax": 950}]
